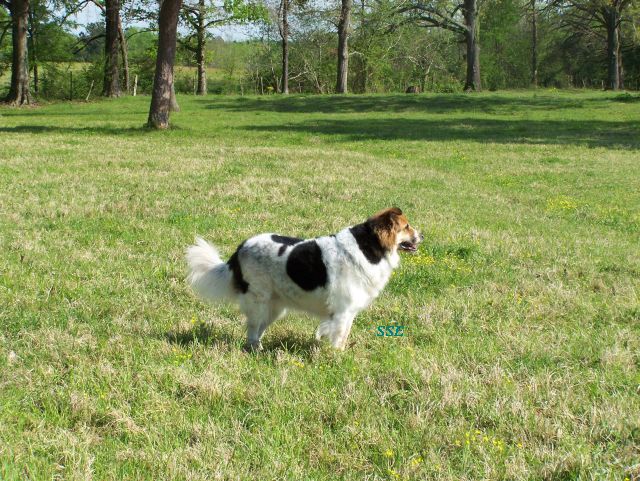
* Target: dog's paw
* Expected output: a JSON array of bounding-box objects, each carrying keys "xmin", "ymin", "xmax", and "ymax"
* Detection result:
[{"xmin": 243, "ymin": 341, "xmax": 263, "ymax": 353}]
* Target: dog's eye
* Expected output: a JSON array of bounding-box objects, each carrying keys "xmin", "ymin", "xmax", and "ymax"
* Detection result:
[{"xmin": 405, "ymin": 224, "xmax": 411, "ymax": 230}]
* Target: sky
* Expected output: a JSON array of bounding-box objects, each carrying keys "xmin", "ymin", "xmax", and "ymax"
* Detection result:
[{"xmin": 69, "ymin": 3, "xmax": 258, "ymax": 41}]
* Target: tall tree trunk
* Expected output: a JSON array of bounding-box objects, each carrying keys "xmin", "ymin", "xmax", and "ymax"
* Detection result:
[
  {"xmin": 170, "ymin": 78, "xmax": 180, "ymax": 111},
  {"xmin": 103, "ymin": 0, "xmax": 121, "ymax": 97},
  {"xmin": 281, "ymin": 0, "xmax": 289, "ymax": 94},
  {"xmin": 5, "ymin": 0, "xmax": 31, "ymax": 105},
  {"xmin": 118, "ymin": 16, "xmax": 130, "ymax": 93},
  {"xmin": 359, "ymin": 0, "xmax": 368, "ymax": 93},
  {"xmin": 336, "ymin": 0, "xmax": 352, "ymax": 93},
  {"xmin": 195, "ymin": 0, "xmax": 207, "ymax": 95},
  {"xmin": 530, "ymin": 0, "xmax": 537, "ymax": 87},
  {"xmin": 462, "ymin": 0, "xmax": 481, "ymax": 92},
  {"xmin": 32, "ymin": 55, "xmax": 38, "ymax": 94},
  {"xmin": 617, "ymin": 28, "xmax": 624, "ymax": 89},
  {"xmin": 603, "ymin": 6, "xmax": 620, "ymax": 90},
  {"xmin": 147, "ymin": 0, "xmax": 183, "ymax": 128},
  {"xmin": 28, "ymin": 3, "xmax": 38, "ymax": 95}
]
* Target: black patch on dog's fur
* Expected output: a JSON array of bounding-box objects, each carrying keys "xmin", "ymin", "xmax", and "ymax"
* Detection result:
[
  {"xmin": 272, "ymin": 234, "xmax": 303, "ymax": 245},
  {"xmin": 227, "ymin": 241, "xmax": 249, "ymax": 293},
  {"xmin": 286, "ymin": 241, "xmax": 327, "ymax": 291},
  {"xmin": 272, "ymin": 235, "xmax": 303, "ymax": 256},
  {"xmin": 349, "ymin": 222, "xmax": 386, "ymax": 264}
]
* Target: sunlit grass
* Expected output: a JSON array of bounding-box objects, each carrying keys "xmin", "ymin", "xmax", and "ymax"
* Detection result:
[{"xmin": 1, "ymin": 90, "xmax": 639, "ymax": 480}]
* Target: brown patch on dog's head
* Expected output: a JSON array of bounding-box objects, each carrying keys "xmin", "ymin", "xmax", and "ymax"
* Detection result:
[
  {"xmin": 368, "ymin": 207, "xmax": 407, "ymax": 251},
  {"xmin": 368, "ymin": 207, "xmax": 423, "ymax": 253}
]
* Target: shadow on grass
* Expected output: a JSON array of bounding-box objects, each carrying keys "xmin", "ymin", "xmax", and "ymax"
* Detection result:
[
  {"xmin": 0, "ymin": 109, "xmax": 149, "ymax": 117},
  {"xmin": 0, "ymin": 125, "xmax": 154, "ymax": 136},
  {"xmin": 166, "ymin": 323, "xmax": 238, "ymax": 349},
  {"xmin": 166, "ymin": 322, "xmax": 318, "ymax": 356},
  {"xmin": 244, "ymin": 117, "xmax": 640, "ymax": 149},
  {"xmin": 260, "ymin": 331, "xmax": 318, "ymax": 356},
  {"xmin": 203, "ymin": 93, "xmax": 604, "ymax": 114}
]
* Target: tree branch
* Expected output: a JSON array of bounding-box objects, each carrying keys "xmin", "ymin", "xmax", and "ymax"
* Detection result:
[
  {"xmin": 177, "ymin": 36, "xmax": 197, "ymax": 51},
  {"xmin": 72, "ymin": 32, "xmax": 105, "ymax": 54},
  {"xmin": 90, "ymin": 0, "xmax": 105, "ymax": 12},
  {"xmin": 0, "ymin": 20, "xmax": 10, "ymax": 46},
  {"xmin": 57, "ymin": 0, "xmax": 93, "ymax": 26},
  {"xmin": 397, "ymin": 3, "xmax": 466, "ymax": 34},
  {"xmin": 126, "ymin": 28, "xmax": 156, "ymax": 40}
]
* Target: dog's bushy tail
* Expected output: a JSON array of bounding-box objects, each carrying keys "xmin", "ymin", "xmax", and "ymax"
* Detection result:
[{"xmin": 186, "ymin": 237, "xmax": 235, "ymax": 301}]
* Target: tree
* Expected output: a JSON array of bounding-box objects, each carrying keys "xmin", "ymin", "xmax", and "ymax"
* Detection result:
[
  {"xmin": 279, "ymin": 0, "xmax": 289, "ymax": 92},
  {"xmin": 479, "ymin": 0, "xmax": 531, "ymax": 89},
  {"xmin": 182, "ymin": 0, "xmax": 209, "ymax": 93},
  {"xmin": 553, "ymin": 0, "xmax": 633, "ymax": 89},
  {"xmin": 102, "ymin": 0, "xmax": 121, "ymax": 96},
  {"xmin": 180, "ymin": 0, "xmax": 266, "ymax": 95},
  {"xmin": 147, "ymin": 0, "xmax": 183, "ymax": 128},
  {"xmin": 462, "ymin": 0, "xmax": 480, "ymax": 90},
  {"xmin": 118, "ymin": 14, "xmax": 130, "ymax": 91},
  {"xmin": 2, "ymin": 0, "xmax": 32, "ymax": 104},
  {"xmin": 530, "ymin": 0, "xmax": 538, "ymax": 86},
  {"xmin": 27, "ymin": 0, "xmax": 38, "ymax": 93},
  {"xmin": 336, "ymin": 0, "xmax": 352, "ymax": 92},
  {"xmin": 398, "ymin": 0, "xmax": 482, "ymax": 91}
]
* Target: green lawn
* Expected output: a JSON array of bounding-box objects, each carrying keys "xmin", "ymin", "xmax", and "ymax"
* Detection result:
[{"xmin": 1, "ymin": 91, "xmax": 639, "ymax": 480}]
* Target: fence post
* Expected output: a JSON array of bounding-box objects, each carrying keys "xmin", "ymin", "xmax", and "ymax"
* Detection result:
[
  {"xmin": 133, "ymin": 75, "xmax": 138, "ymax": 96},
  {"xmin": 85, "ymin": 80, "xmax": 94, "ymax": 101}
]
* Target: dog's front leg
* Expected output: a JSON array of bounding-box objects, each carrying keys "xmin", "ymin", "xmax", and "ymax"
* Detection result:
[{"xmin": 316, "ymin": 311, "xmax": 357, "ymax": 350}]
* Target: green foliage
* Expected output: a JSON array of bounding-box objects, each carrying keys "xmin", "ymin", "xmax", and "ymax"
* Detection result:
[
  {"xmin": 35, "ymin": 23, "xmax": 77, "ymax": 63},
  {"xmin": 4, "ymin": 0, "xmax": 637, "ymax": 97},
  {"xmin": 74, "ymin": 22, "xmax": 106, "ymax": 63},
  {"xmin": 127, "ymin": 28, "xmax": 158, "ymax": 95},
  {"xmin": 0, "ymin": 8, "xmax": 10, "ymax": 81},
  {"xmin": 39, "ymin": 62, "xmax": 73, "ymax": 99},
  {"xmin": 177, "ymin": 0, "xmax": 268, "ymax": 90},
  {"xmin": 480, "ymin": 0, "xmax": 531, "ymax": 89},
  {"xmin": 222, "ymin": 0, "xmax": 268, "ymax": 23}
]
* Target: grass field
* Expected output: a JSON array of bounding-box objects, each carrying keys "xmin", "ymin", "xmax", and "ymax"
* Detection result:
[{"xmin": 1, "ymin": 91, "xmax": 639, "ymax": 480}]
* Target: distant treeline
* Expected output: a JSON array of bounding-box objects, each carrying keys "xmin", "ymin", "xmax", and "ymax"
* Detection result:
[{"xmin": 1, "ymin": 0, "xmax": 639, "ymax": 106}]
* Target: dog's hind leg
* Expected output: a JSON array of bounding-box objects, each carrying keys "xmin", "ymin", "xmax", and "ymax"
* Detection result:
[
  {"xmin": 315, "ymin": 311, "xmax": 356, "ymax": 350},
  {"xmin": 240, "ymin": 296, "xmax": 286, "ymax": 351},
  {"xmin": 240, "ymin": 294, "xmax": 270, "ymax": 351}
]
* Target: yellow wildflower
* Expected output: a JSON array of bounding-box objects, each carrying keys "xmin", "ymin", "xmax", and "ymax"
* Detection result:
[{"xmin": 387, "ymin": 469, "xmax": 401, "ymax": 479}]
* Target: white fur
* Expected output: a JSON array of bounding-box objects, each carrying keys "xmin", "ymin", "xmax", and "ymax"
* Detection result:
[
  {"xmin": 186, "ymin": 224, "xmax": 420, "ymax": 351},
  {"xmin": 185, "ymin": 237, "xmax": 235, "ymax": 301}
]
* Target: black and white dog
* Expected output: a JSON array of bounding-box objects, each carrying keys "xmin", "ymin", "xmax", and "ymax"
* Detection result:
[{"xmin": 186, "ymin": 208, "xmax": 423, "ymax": 350}]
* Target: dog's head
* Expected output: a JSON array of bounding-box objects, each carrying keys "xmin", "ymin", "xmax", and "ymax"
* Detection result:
[{"xmin": 369, "ymin": 207, "xmax": 423, "ymax": 253}]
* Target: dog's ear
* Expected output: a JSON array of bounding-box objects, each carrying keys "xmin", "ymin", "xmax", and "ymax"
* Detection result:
[
  {"xmin": 369, "ymin": 207, "xmax": 404, "ymax": 250},
  {"xmin": 369, "ymin": 207, "xmax": 403, "ymax": 228}
]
